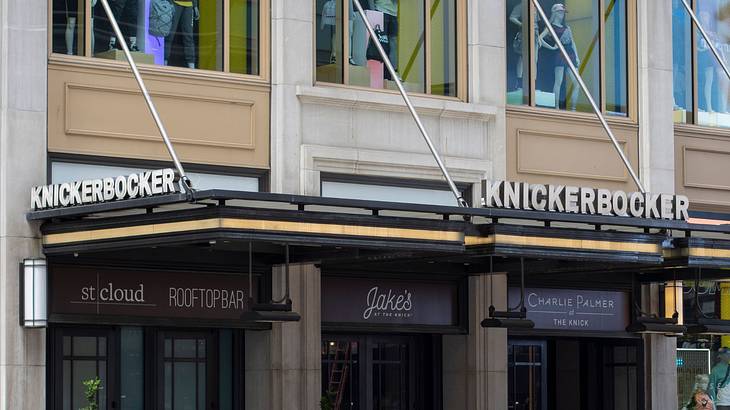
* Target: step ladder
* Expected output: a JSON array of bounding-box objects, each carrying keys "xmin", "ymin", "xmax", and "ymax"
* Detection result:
[{"xmin": 327, "ymin": 341, "xmax": 352, "ymax": 410}]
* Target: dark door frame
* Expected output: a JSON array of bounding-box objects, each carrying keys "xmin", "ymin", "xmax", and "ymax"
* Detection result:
[
  {"xmin": 155, "ymin": 328, "xmax": 220, "ymax": 410},
  {"xmin": 322, "ymin": 333, "xmax": 441, "ymax": 410},
  {"xmin": 508, "ymin": 337, "xmax": 644, "ymax": 410},
  {"xmin": 49, "ymin": 326, "xmax": 118, "ymax": 410}
]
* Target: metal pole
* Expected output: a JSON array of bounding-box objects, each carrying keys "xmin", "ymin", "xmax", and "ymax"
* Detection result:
[
  {"xmin": 680, "ymin": 0, "xmax": 730, "ymax": 82},
  {"xmin": 98, "ymin": 0, "xmax": 192, "ymax": 192},
  {"xmin": 352, "ymin": 0, "xmax": 468, "ymax": 207},
  {"xmin": 531, "ymin": 0, "xmax": 646, "ymax": 193}
]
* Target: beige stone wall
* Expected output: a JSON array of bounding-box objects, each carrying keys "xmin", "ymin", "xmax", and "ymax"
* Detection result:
[
  {"xmin": 48, "ymin": 59, "xmax": 271, "ymax": 169},
  {"xmin": 675, "ymin": 126, "xmax": 730, "ymax": 212},
  {"xmin": 0, "ymin": 0, "xmax": 47, "ymax": 408},
  {"xmin": 507, "ymin": 107, "xmax": 641, "ymax": 192}
]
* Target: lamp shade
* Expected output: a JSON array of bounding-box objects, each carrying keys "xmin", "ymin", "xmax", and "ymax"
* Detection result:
[{"xmin": 21, "ymin": 258, "xmax": 47, "ymax": 328}]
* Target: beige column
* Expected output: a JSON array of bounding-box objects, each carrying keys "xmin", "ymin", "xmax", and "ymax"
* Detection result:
[
  {"xmin": 642, "ymin": 283, "xmax": 678, "ymax": 410},
  {"xmin": 267, "ymin": 263, "xmax": 322, "ymax": 410},
  {"xmin": 0, "ymin": 0, "xmax": 48, "ymax": 408},
  {"xmin": 638, "ymin": 0, "xmax": 675, "ymax": 193},
  {"xmin": 443, "ymin": 274, "xmax": 508, "ymax": 410}
]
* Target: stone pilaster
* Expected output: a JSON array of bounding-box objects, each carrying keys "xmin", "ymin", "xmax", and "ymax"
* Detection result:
[
  {"xmin": 268, "ymin": 263, "xmax": 321, "ymax": 410},
  {"xmin": 0, "ymin": 0, "xmax": 48, "ymax": 408},
  {"xmin": 642, "ymin": 283, "xmax": 678, "ymax": 410},
  {"xmin": 443, "ymin": 274, "xmax": 507, "ymax": 410},
  {"xmin": 638, "ymin": 0, "xmax": 675, "ymax": 193}
]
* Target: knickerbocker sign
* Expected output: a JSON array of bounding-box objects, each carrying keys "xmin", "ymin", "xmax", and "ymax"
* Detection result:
[
  {"xmin": 30, "ymin": 168, "xmax": 178, "ymax": 211},
  {"xmin": 482, "ymin": 180, "xmax": 690, "ymax": 221}
]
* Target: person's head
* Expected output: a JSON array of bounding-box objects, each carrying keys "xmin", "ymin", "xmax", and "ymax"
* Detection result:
[
  {"xmin": 550, "ymin": 3, "xmax": 567, "ymax": 24},
  {"xmin": 696, "ymin": 373, "xmax": 710, "ymax": 391},
  {"xmin": 719, "ymin": 347, "xmax": 730, "ymax": 363}
]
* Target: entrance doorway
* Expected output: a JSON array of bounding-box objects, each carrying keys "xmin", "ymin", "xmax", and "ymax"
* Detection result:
[
  {"xmin": 508, "ymin": 338, "xmax": 640, "ymax": 410},
  {"xmin": 49, "ymin": 326, "xmax": 245, "ymax": 410},
  {"xmin": 157, "ymin": 330, "xmax": 218, "ymax": 410},
  {"xmin": 321, "ymin": 334, "xmax": 441, "ymax": 410}
]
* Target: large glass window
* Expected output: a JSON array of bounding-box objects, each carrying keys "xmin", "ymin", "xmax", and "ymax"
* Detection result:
[
  {"xmin": 671, "ymin": 280, "xmax": 730, "ymax": 409},
  {"xmin": 506, "ymin": 0, "xmax": 631, "ymax": 116},
  {"xmin": 673, "ymin": 0, "xmax": 730, "ymax": 128},
  {"xmin": 316, "ymin": 0, "xmax": 461, "ymax": 97},
  {"xmin": 50, "ymin": 160, "xmax": 262, "ymax": 192},
  {"xmin": 51, "ymin": 0, "xmax": 261, "ymax": 75},
  {"xmin": 52, "ymin": 326, "xmax": 245, "ymax": 409},
  {"xmin": 319, "ymin": 174, "xmax": 472, "ymax": 206}
]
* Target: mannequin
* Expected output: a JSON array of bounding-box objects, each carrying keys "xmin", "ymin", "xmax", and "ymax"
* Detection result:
[
  {"xmin": 509, "ymin": 3, "xmax": 524, "ymax": 89},
  {"xmin": 373, "ymin": 0, "xmax": 398, "ymax": 80},
  {"xmin": 698, "ymin": 11, "xmax": 718, "ymax": 113},
  {"xmin": 538, "ymin": 3, "xmax": 579, "ymax": 110},
  {"xmin": 165, "ymin": 0, "xmax": 200, "ymax": 69},
  {"xmin": 64, "ymin": 0, "xmax": 81, "ymax": 54},
  {"xmin": 683, "ymin": 374, "xmax": 713, "ymax": 410},
  {"xmin": 710, "ymin": 347, "xmax": 730, "ymax": 409},
  {"xmin": 94, "ymin": 0, "xmax": 137, "ymax": 54},
  {"xmin": 321, "ymin": 0, "xmax": 337, "ymax": 63}
]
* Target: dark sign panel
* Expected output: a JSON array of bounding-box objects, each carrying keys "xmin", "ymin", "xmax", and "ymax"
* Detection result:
[
  {"xmin": 322, "ymin": 277, "xmax": 459, "ymax": 326},
  {"xmin": 49, "ymin": 266, "xmax": 254, "ymax": 322},
  {"xmin": 509, "ymin": 287, "xmax": 630, "ymax": 332}
]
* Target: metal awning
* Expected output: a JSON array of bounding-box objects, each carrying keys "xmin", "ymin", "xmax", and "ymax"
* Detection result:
[{"xmin": 27, "ymin": 190, "xmax": 730, "ymax": 270}]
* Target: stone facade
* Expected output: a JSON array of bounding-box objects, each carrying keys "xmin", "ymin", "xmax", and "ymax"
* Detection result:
[{"xmin": 0, "ymin": 0, "xmax": 47, "ymax": 408}]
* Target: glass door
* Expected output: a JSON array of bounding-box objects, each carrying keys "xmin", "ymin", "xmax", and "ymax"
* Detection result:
[
  {"xmin": 157, "ymin": 331, "xmax": 218, "ymax": 410},
  {"xmin": 322, "ymin": 334, "xmax": 432, "ymax": 410},
  {"xmin": 368, "ymin": 337, "xmax": 411, "ymax": 410},
  {"xmin": 508, "ymin": 340, "xmax": 547, "ymax": 410}
]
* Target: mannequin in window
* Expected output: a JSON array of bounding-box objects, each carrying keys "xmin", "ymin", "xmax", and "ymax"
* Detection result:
[
  {"xmin": 538, "ymin": 3, "xmax": 579, "ymax": 110},
  {"xmin": 64, "ymin": 0, "xmax": 83, "ymax": 54},
  {"xmin": 710, "ymin": 347, "xmax": 730, "ymax": 410},
  {"xmin": 94, "ymin": 0, "xmax": 137, "ymax": 54},
  {"xmin": 373, "ymin": 0, "xmax": 398, "ymax": 80},
  {"xmin": 698, "ymin": 10, "xmax": 719, "ymax": 113},
  {"xmin": 320, "ymin": 0, "xmax": 337, "ymax": 63},
  {"xmin": 165, "ymin": 0, "xmax": 200, "ymax": 69},
  {"xmin": 509, "ymin": 3, "xmax": 524, "ymax": 90}
]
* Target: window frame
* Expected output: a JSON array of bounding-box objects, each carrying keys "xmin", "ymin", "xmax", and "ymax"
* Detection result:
[
  {"xmin": 46, "ymin": 0, "xmax": 270, "ymax": 81},
  {"xmin": 319, "ymin": 172, "xmax": 474, "ymax": 207},
  {"xmin": 509, "ymin": 0, "xmax": 638, "ymax": 121},
  {"xmin": 673, "ymin": 0, "xmax": 730, "ymax": 130},
  {"xmin": 46, "ymin": 152, "xmax": 270, "ymax": 192},
  {"xmin": 312, "ymin": 0, "xmax": 468, "ymax": 101}
]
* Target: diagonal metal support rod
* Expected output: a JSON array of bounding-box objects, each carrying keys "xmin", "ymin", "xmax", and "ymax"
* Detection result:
[
  {"xmin": 679, "ymin": 0, "xmax": 730, "ymax": 82},
  {"xmin": 531, "ymin": 0, "xmax": 645, "ymax": 194},
  {"xmin": 98, "ymin": 0, "xmax": 193, "ymax": 193},
  {"xmin": 352, "ymin": 0, "xmax": 468, "ymax": 207}
]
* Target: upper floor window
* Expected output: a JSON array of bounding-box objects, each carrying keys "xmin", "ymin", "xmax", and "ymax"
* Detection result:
[
  {"xmin": 315, "ymin": 0, "xmax": 463, "ymax": 98},
  {"xmin": 672, "ymin": 0, "xmax": 730, "ymax": 128},
  {"xmin": 506, "ymin": 0, "xmax": 632, "ymax": 117},
  {"xmin": 51, "ymin": 0, "xmax": 260, "ymax": 75}
]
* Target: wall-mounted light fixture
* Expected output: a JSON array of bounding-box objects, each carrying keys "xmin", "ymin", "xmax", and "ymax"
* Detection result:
[
  {"xmin": 664, "ymin": 280, "xmax": 684, "ymax": 325},
  {"xmin": 20, "ymin": 258, "xmax": 47, "ymax": 328}
]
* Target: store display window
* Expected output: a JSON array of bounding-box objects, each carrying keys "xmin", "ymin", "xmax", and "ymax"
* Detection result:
[
  {"xmin": 315, "ymin": 0, "xmax": 462, "ymax": 98},
  {"xmin": 505, "ymin": 0, "xmax": 631, "ymax": 116},
  {"xmin": 673, "ymin": 280, "xmax": 730, "ymax": 409},
  {"xmin": 51, "ymin": 0, "xmax": 260, "ymax": 75},
  {"xmin": 672, "ymin": 0, "xmax": 730, "ymax": 128}
]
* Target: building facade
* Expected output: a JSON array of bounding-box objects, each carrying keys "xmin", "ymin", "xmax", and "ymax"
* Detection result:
[{"xmin": 3, "ymin": 0, "xmax": 730, "ymax": 409}]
